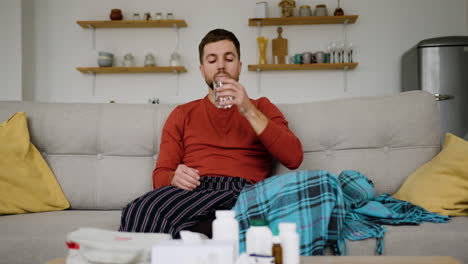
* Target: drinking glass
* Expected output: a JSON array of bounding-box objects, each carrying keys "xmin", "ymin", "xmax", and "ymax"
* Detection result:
[
  {"xmin": 346, "ymin": 41, "xmax": 354, "ymax": 63},
  {"xmin": 328, "ymin": 41, "xmax": 337, "ymax": 63},
  {"xmin": 337, "ymin": 41, "xmax": 345, "ymax": 63},
  {"xmin": 214, "ymin": 78, "xmax": 233, "ymax": 109}
]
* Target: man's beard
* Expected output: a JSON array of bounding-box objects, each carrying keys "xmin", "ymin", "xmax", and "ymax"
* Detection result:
[{"xmin": 206, "ymin": 71, "xmax": 238, "ymax": 89}]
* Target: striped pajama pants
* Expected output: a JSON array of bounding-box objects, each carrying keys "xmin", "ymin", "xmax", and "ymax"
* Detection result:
[{"xmin": 119, "ymin": 176, "xmax": 249, "ymax": 237}]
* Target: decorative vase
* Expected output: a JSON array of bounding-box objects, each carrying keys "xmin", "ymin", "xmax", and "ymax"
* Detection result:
[
  {"xmin": 257, "ymin": 37, "xmax": 268, "ymax": 64},
  {"xmin": 110, "ymin": 9, "xmax": 123, "ymax": 20}
]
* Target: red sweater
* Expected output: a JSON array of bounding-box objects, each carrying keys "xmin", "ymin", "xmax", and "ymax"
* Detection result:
[{"xmin": 153, "ymin": 96, "xmax": 303, "ymax": 188}]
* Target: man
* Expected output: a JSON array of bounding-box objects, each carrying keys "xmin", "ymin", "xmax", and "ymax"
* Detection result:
[{"xmin": 119, "ymin": 29, "xmax": 303, "ymax": 237}]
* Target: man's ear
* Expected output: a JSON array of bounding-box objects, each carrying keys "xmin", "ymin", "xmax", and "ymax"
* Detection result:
[{"xmin": 199, "ymin": 64, "xmax": 206, "ymax": 79}]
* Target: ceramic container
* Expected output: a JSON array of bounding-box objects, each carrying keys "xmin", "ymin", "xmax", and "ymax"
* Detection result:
[
  {"xmin": 302, "ymin": 52, "xmax": 313, "ymax": 64},
  {"xmin": 314, "ymin": 51, "xmax": 325, "ymax": 63},
  {"xmin": 98, "ymin": 52, "xmax": 114, "ymax": 67},
  {"xmin": 290, "ymin": 53, "xmax": 303, "ymax": 64},
  {"xmin": 314, "ymin": 4, "xmax": 328, "ymax": 16},
  {"xmin": 299, "ymin": 5, "xmax": 313, "ymax": 17},
  {"xmin": 110, "ymin": 9, "xmax": 123, "ymax": 20}
]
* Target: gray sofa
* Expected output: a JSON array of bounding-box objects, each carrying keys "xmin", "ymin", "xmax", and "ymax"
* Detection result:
[{"xmin": 0, "ymin": 91, "xmax": 467, "ymax": 264}]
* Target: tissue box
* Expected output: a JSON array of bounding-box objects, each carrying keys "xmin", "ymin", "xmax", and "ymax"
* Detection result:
[{"xmin": 152, "ymin": 240, "xmax": 236, "ymax": 264}]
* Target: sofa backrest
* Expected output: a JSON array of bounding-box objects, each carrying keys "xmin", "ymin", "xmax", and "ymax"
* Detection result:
[
  {"xmin": 0, "ymin": 91, "xmax": 440, "ymax": 210},
  {"xmin": 275, "ymin": 91, "xmax": 440, "ymax": 195}
]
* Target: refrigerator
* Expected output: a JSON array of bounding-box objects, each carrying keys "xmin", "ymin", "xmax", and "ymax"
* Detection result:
[{"xmin": 402, "ymin": 36, "xmax": 468, "ymax": 142}]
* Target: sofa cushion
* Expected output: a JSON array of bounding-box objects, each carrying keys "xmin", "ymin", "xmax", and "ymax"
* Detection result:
[
  {"xmin": 346, "ymin": 216, "xmax": 468, "ymax": 263},
  {"xmin": 0, "ymin": 112, "xmax": 69, "ymax": 214},
  {"xmin": 394, "ymin": 133, "xmax": 468, "ymax": 216}
]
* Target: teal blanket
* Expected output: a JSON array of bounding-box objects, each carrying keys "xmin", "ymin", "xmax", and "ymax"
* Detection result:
[{"xmin": 233, "ymin": 170, "xmax": 449, "ymax": 255}]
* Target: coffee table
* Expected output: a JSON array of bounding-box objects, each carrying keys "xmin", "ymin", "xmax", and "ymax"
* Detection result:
[
  {"xmin": 47, "ymin": 256, "xmax": 462, "ymax": 264},
  {"xmin": 301, "ymin": 256, "xmax": 462, "ymax": 264}
]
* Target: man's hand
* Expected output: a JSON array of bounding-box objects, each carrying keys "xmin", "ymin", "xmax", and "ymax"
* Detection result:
[
  {"xmin": 216, "ymin": 79, "xmax": 254, "ymax": 115},
  {"xmin": 216, "ymin": 78, "xmax": 269, "ymax": 135},
  {"xmin": 171, "ymin": 164, "xmax": 200, "ymax": 191}
]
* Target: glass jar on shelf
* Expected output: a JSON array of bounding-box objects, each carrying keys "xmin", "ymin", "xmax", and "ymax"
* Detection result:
[
  {"xmin": 132, "ymin": 13, "xmax": 141, "ymax": 20},
  {"xmin": 154, "ymin": 12, "xmax": 162, "ymax": 20}
]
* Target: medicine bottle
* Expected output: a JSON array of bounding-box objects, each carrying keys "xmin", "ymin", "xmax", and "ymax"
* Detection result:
[
  {"xmin": 279, "ymin": 222, "xmax": 299, "ymax": 264},
  {"xmin": 246, "ymin": 219, "xmax": 273, "ymax": 256},
  {"xmin": 212, "ymin": 210, "xmax": 239, "ymax": 255},
  {"xmin": 272, "ymin": 235, "xmax": 283, "ymax": 264}
]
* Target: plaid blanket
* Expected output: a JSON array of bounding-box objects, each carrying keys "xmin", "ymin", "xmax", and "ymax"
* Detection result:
[
  {"xmin": 339, "ymin": 170, "xmax": 449, "ymax": 254},
  {"xmin": 233, "ymin": 170, "xmax": 449, "ymax": 256},
  {"xmin": 233, "ymin": 170, "xmax": 346, "ymax": 255}
]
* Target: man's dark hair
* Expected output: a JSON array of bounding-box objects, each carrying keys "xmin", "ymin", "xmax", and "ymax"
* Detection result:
[{"xmin": 198, "ymin": 29, "xmax": 241, "ymax": 64}]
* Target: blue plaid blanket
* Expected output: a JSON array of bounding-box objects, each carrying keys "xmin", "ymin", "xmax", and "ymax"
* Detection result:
[{"xmin": 233, "ymin": 170, "xmax": 449, "ymax": 255}]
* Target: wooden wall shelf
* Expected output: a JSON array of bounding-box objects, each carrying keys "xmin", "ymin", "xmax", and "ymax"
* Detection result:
[
  {"xmin": 77, "ymin": 20, "xmax": 188, "ymax": 29},
  {"xmin": 76, "ymin": 66, "xmax": 187, "ymax": 74},
  {"xmin": 248, "ymin": 63, "xmax": 358, "ymax": 71},
  {"xmin": 248, "ymin": 15, "xmax": 358, "ymax": 26}
]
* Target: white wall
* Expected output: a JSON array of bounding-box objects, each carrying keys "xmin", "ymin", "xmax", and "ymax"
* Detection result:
[
  {"xmin": 0, "ymin": 0, "xmax": 22, "ymax": 101},
  {"xmin": 20, "ymin": 0, "xmax": 468, "ymax": 104}
]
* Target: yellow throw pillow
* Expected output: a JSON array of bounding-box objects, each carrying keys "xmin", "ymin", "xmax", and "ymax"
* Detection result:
[
  {"xmin": 394, "ymin": 133, "xmax": 468, "ymax": 216},
  {"xmin": 0, "ymin": 112, "xmax": 70, "ymax": 214}
]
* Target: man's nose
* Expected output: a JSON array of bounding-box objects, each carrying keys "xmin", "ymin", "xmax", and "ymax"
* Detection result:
[{"xmin": 216, "ymin": 58, "xmax": 225, "ymax": 70}]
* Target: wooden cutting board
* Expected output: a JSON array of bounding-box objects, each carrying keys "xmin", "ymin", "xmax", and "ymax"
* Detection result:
[{"xmin": 272, "ymin": 27, "xmax": 288, "ymax": 64}]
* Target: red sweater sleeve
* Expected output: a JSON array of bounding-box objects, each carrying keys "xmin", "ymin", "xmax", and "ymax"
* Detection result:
[
  {"xmin": 257, "ymin": 98, "xmax": 303, "ymax": 169},
  {"xmin": 152, "ymin": 107, "xmax": 184, "ymax": 189}
]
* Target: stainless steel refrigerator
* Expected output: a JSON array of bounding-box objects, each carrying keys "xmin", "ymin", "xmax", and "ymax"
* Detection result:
[{"xmin": 402, "ymin": 36, "xmax": 468, "ymax": 142}]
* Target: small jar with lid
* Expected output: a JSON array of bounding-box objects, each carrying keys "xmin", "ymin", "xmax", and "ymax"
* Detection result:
[
  {"xmin": 122, "ymin": 53, "xmax": 135, "ymax": 67},
  {"xmin": 314, "ymin": 4, "xmax": 328, "ymax": 16},
  {"xmin": 298, "ymin": 5, "xmax": 312, "ymax": 17},
  {"xmin": 154, "ymin": 12, "xmax": 162, "ymax": 20},
  {"xmin": 144, "ymin": 53, "xmax": 156, "ymax": 67},
  {"xmin": 166, "ymin": 12, "xmax": 174, "ymax": 20},
  {"xmin": 132, "ymin": 13, "xmax": 141, "ymax": 20}
]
